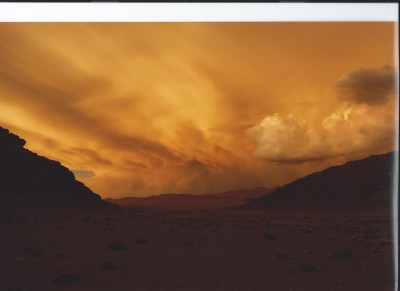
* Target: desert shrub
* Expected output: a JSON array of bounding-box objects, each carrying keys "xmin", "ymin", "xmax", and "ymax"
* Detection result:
[
  {"xmin": 107, "ymin": 242, "xmax": 128, "ymax": 251},
  {"xmin": 333, "ymin": 250, "xmax": 354, "ymax": 260},
  {"xmin": 371, "ymin": 246, "xmax": 380, "ymax": 253},
  {"xmin": 12, "ymin": 256, "xmax": 26, "ymax": 265},
  {"xmin": 344, "ymin": 226, "xmax": 358, "ymax": 232},
  {"xmin": 19, "ymin": 247, "xmax": 44, "ymax": 258},
  {"xmin": 363, "ymin": 227, "xmax": 379, "ymax": 233},
  {"xmin": 379, "ymin": 238, "xmax": 392, "ymax": 247},
  {"xmin": 299, "ymin": 263, "xmax": 316, "ymax": 273},
  {"xmin": 100, "ymin": 260, "xmax": 119, "ymax": 270},
  {"xmin": 106, "ymin": 216, "xmax": 117, "ymax": 222},
  {"xmin": 135, "ymin": 238, "xmax": 149, "ymax": 244},
  {"xmin": 183, "ymin": 240, "xmax": 194, "ymax": 248},
  {"xmin": 4, "ymin": 285, "xmax": 24, "ymax": 291},
  {"xmin": 351, "ymin": 234, "xmax": 364, "ymax": 243},
  {"xmin": 52, "ymin": 273, "xmax": 82, "ymax": 285},
  {"xmin": 332, "ymin": 224, "xmax": 340, "ymax": 231},
  {"xmin": 275, "ymin": 253, "xmax": 288, "ymax": 259},
  {"xmin": 263, "ymin": 233, "xmax": 277, "ymax": 240},
  {"xmin": 55, "ymin": 253, "xmax": 68, "ymax": 259},
  {"xmin": 363, "ymin": 232, "xmax": 379, "ymax": 240},
  {"xmin": 364, "ymin": 240, "xmax": 379, "ymax": 246}
]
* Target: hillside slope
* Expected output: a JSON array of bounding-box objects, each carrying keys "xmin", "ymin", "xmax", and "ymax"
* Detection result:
[
  {"xmin": 246, "ymin": 153, "xmax": 395, "ymax": 210},
  {"xmin": 0, "ymin": 126, "xmax": 112, "ymax": 210}
]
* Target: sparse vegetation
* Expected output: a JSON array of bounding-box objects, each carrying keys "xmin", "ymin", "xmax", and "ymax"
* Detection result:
[
  {"xmin": 275, "ymin": 253, "xmax": 288, "ymax": 259},
  {"xmin": 263, "ymin": 233, "xmax": 277, "ymax": 240},
  {"xmin": 379, "ymin": 238, "xmax": 392, "ymax": 247},
  {"xmin": 100, "ymin": 260, "xmax": 119, "ymax": 270},
  {"xmin": 19, "ymin": 247, "xmax": 44, "ymax": 258},
  {"xmin": 333, "ymin": 250, "xmax": 354, "ymax": 260},
  {"xmin": 301, "ymin": 227, "xmax": 312, "ymax": 234},
  {"xmin": 183, "ymin": 240, "xmax": 194, "ymax": 248},
  {"xmin": 4, "ymin": 285, "xmax": 24, "ymax": 291},
  {"xmin": 371, "ymin": 246, "xmax": 380, "ymax": 253},
  {"xmin": 299, "ymin": 263, "xmax": 316, "ymax": 273},
  {"xmin": 107, "ymin": 242, "xmax": 128, "ymax": 251},
  {"xmin": 344, "ymin": 226, "xmax": 358, "ymax": 232},
  {"xmin": 12, "ymin": 256, "xmax": 26, "ymax": 265},
  {"xmin": 82, "ymin": 216, "xmax": 92, "ymax": 222},
  {"xmin": 106, "ymin": 216, "xmax": 117, "ymax": 222},
  {"xmin": 351, "ymin": 234, "xmax": 364, "ymax": 243},
  {"xmin": 55, "ymin": 253, "xmax": 68, "ymax": 259},
  {"xmin": 135, "ymin": 238, "xmax": 149, "ymax": 244},
  {"xmin": 363, "ymin": 232, "xmax": 379, "ymax": 240},
  {"xmin": 52, "ymin": 273, "xmax": 82, "ymax": 285}
]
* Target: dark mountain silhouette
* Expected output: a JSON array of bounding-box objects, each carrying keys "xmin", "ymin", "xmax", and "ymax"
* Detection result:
[
  {"xmin": 106, "ymin": 187, "xmax": 273, "ymax": 210},
  {"xmin": 0, "ymin": 126, "xmax": 113, "ymax": 210},
  {"xmin": 245, "ymin": 152, "xmax": 395, "ymax": 210}
]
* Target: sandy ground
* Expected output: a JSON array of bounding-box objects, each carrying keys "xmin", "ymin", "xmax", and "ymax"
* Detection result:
[{"xmin": 0, "ymin": 208, "xmax": 395, "ymax": 291}]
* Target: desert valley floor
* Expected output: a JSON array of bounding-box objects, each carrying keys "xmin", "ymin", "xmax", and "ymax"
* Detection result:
[
  {"xmin": 0, "ymin": 208, "xmax": 394, "ymax": 291},
  {"xmin": 0, "ymin": 127, "xmax": 396, "ymax": 290}
]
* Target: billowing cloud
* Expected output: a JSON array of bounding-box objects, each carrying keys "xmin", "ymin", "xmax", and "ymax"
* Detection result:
[
  {"xmin": 335, "ymin": 66, "xmax": 396, "ymax": 106},
  {"xmin": 247, "ymin": 104, "xmax": 396, "ymax": 163},
  {"xmin": 247, "ymin": 114, "xmax": 322, "ymax": 163},
  {"xmin": 247, "ymin": 65, "xmax": 397, "ymax": 164}
]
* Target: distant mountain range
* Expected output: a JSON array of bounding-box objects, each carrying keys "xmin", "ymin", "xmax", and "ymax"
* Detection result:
[
  {"xmin": 106, "ymin": 153, "xmax": 395, "ymax": 211},
  {"xmin": 245, "ymin": 152, "xmax": 395, "ymax": 210},
  {"xmin": 0, "ymin": 126, "xmax": 112, "ymax": 211},
  {"xmin": 105, "ymin": 187, "xmax": 272, "ymax": 210}
]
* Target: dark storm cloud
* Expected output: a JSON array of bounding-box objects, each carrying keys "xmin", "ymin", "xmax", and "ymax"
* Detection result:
[{"xmin": 335, "ymin": 66, "xmax": 396, "ymax": 106}]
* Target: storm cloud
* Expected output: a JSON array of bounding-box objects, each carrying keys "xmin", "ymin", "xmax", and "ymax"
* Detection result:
[
  {"xmin": 247, "ymin": 64, "xmax": 397, "ymax": 164},
  {"xmin": 0, "ymin": 23, "xmax": 396, "ymax": 197},
  {"xmin": 335, "ymin": 66, "xmax": 396, "ymax": 106}
]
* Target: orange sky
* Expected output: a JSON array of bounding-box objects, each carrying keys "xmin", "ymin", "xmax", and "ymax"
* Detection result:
[{"xmin": 0, "ymin": 22, "xmax": 397, "ymax": 198}]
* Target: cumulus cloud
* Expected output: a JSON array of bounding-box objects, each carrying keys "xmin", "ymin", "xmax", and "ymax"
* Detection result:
[
  {"xmin": 247, "ymin": 105, "xmax": 396, "ymax": 163},
  {"xmin": 335, "ymin": 66, "xmax": 396, "ymax": 106},
  {"xmin": 247, "ymin": 114, "xmax": 322, "ymax": 163},
  {"xmin": 247, "ymin": 66, "xmax": 397, "ymax": 164}
]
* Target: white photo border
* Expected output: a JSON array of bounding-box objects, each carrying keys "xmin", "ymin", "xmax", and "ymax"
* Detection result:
[{"xmin": 0, "ymin": 3, "xmax": 398, "ymax": 22}]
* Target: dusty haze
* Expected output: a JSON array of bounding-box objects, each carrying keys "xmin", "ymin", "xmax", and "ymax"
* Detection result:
[{"xmin": 0, "ymin": 22, "xmax": 397, "ymax": 198}]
